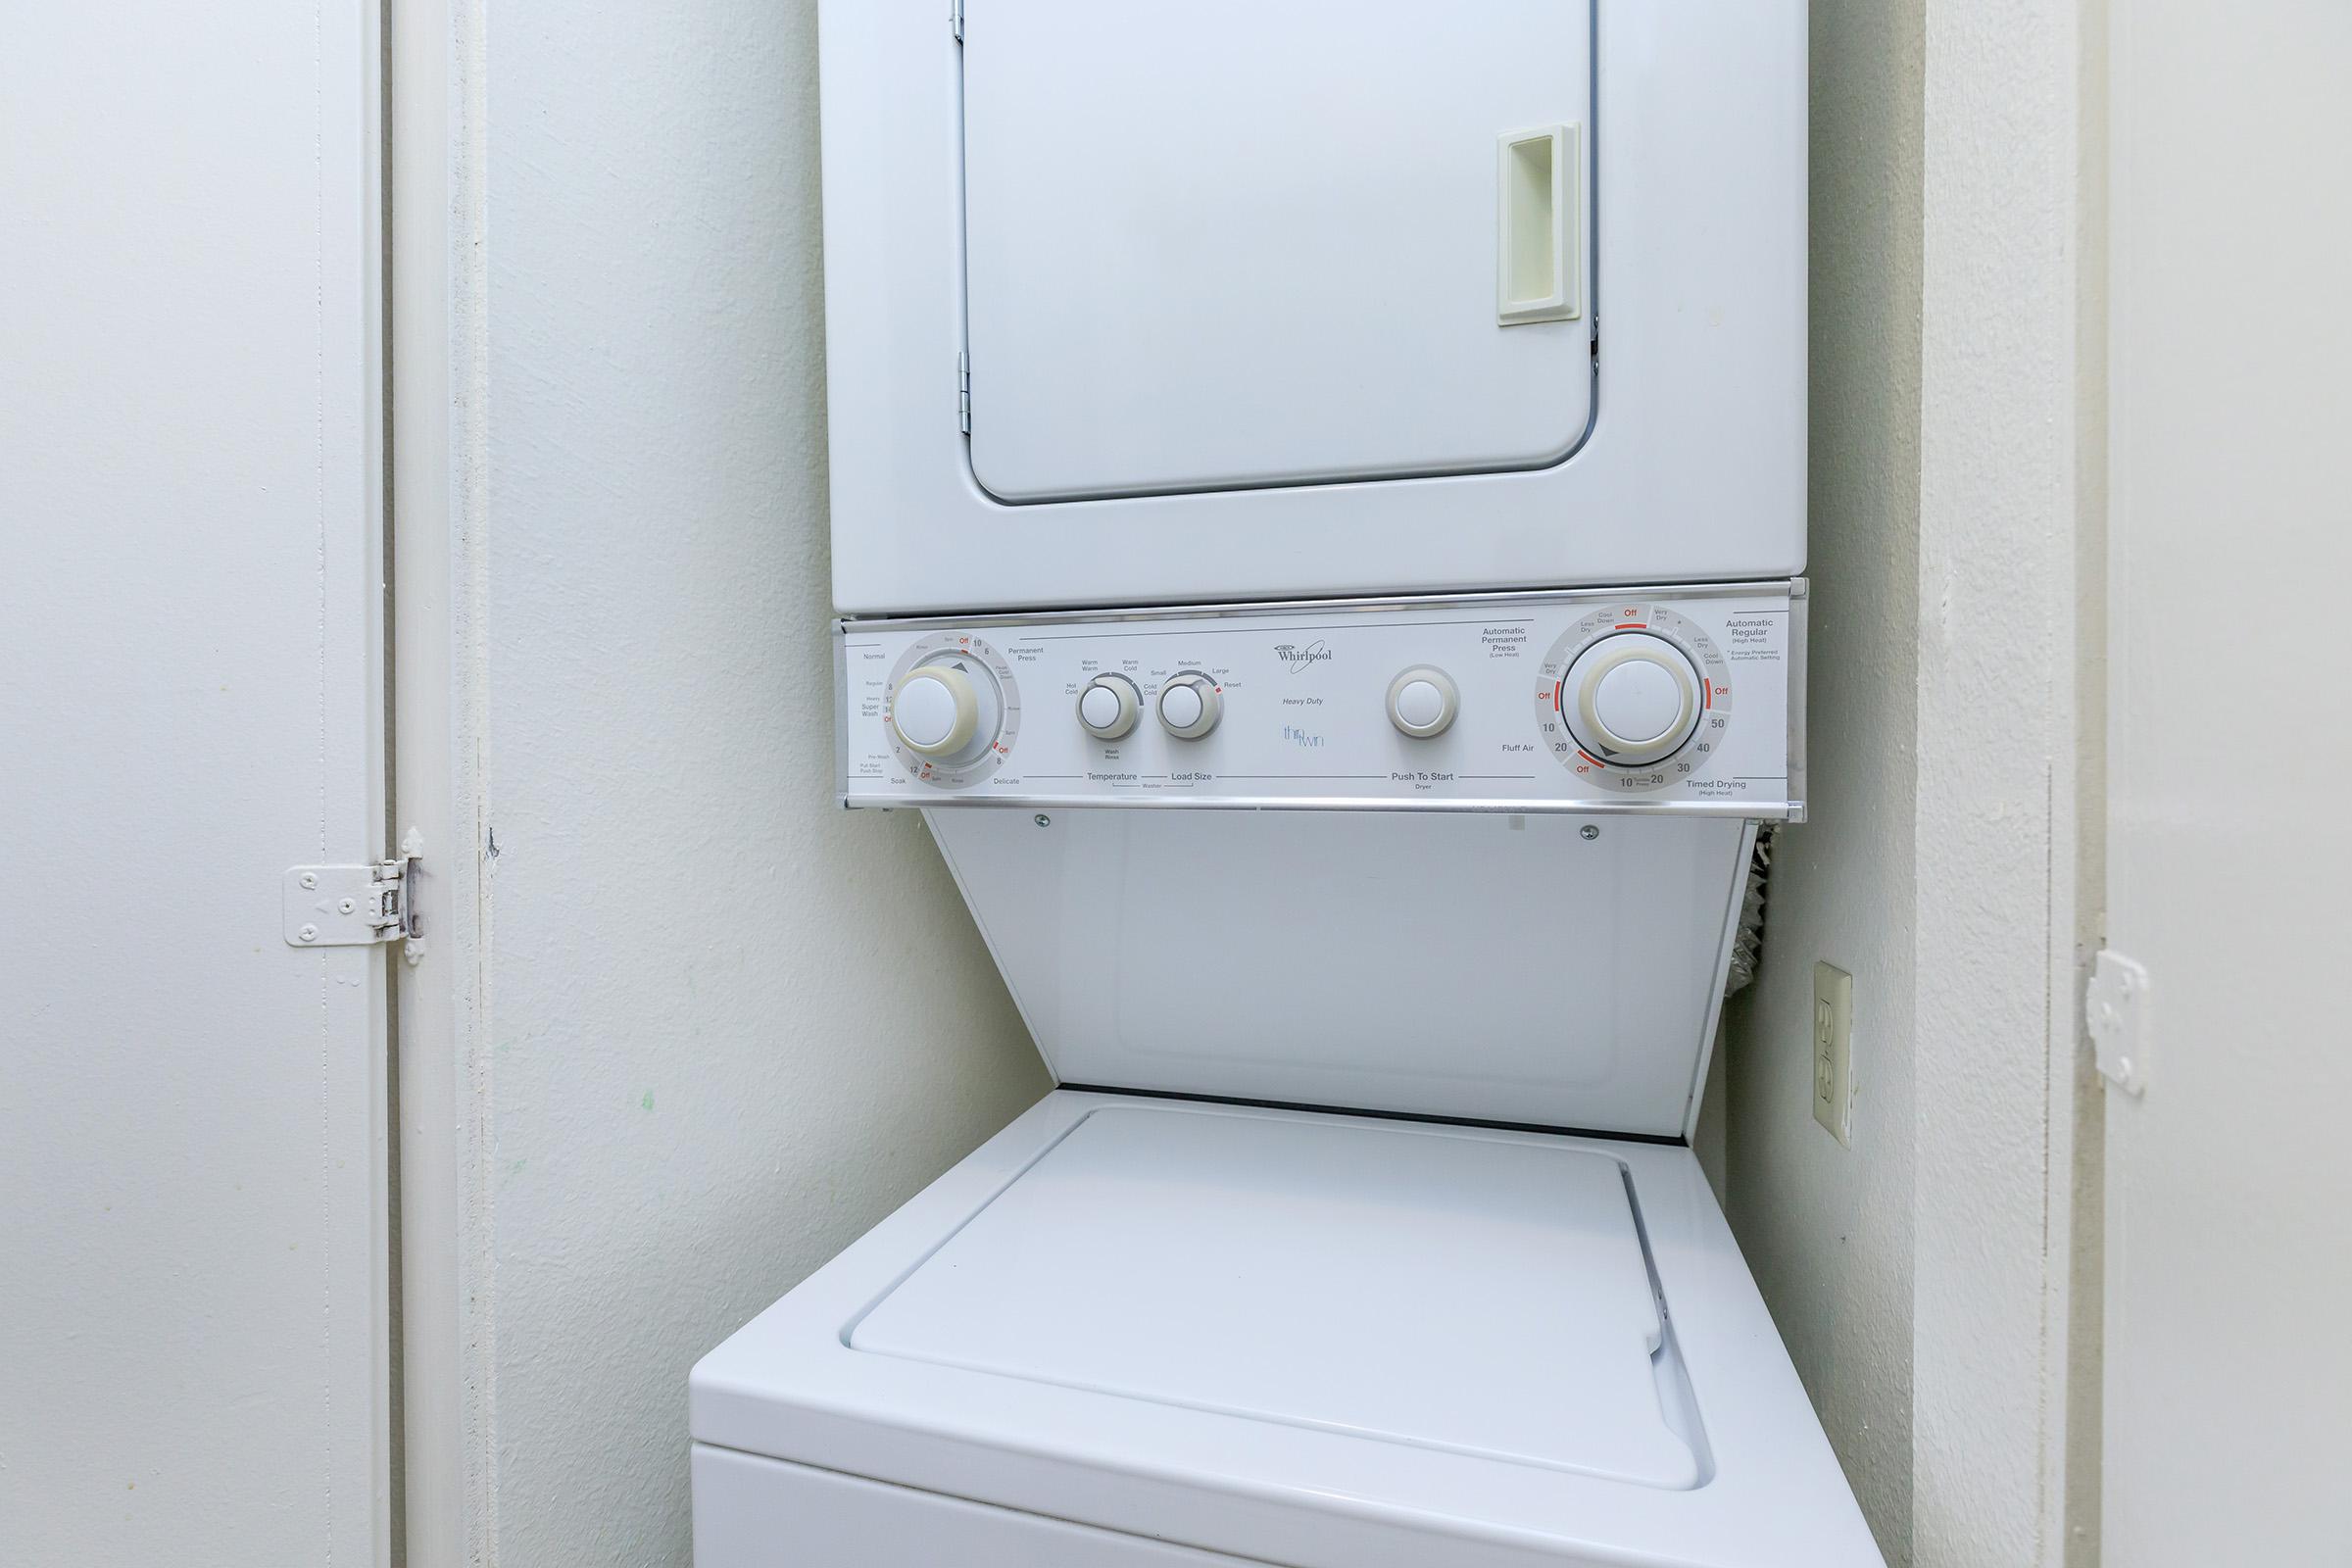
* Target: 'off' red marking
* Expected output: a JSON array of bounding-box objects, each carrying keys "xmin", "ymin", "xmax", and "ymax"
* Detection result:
[{"xmin": 1577, "ymin": 750, "xmax": 1608, "ymax": 768}]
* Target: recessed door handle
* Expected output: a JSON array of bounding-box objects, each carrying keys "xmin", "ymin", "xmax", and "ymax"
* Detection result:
[{"xmin": 1497, "ymin": 123, "xmax": 1583, "ymax": 325}]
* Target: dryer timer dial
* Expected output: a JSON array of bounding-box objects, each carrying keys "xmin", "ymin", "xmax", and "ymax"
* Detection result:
[
  {"xmin": 1563, "ymin": 635, "xmax": 1702, "ymax": 765},
  {"xmin": 1534, "ymin": 604, "xmax": 1736, "ymax": 794}
]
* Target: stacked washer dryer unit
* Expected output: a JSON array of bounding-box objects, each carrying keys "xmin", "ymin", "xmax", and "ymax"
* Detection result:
[{"xmin": 694, "ymin": 4, "xmax": 1883, "ymax": 1566}]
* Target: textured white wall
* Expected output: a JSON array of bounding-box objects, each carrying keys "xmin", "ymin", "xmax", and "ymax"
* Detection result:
[
  {"xmin": 478, "ymin": 2, "xmax": 1049, "ymax": 1561},
  {"xmin": 1726, "ymin": 8, "xmax": 2099, "ymax": 1562},
  {"xmin": 1914, "ymin": 0, "xmax": 2097, "ymax": 1563},
  {"xmin": 1719, "ymin": 5, "xmax": 1923, "ymax": 1561}
]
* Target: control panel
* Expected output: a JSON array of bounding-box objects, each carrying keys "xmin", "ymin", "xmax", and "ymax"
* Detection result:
[{"xmin": 835, "ymin": 585, "xmax": 1804, "ymax": 817}]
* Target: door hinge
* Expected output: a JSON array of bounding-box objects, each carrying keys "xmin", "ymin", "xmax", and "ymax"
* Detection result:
[
  {"xmin": 2086, "ymin": 949, "xmax": 2149, "ymax": 1096},
  {"xmin": 951, "ymin": 0, "xmax": 963, "ymax": 43},
  {"xmin": 956, "ymin": 350, "xmax": 972, "ymax": 434},
  {"xmin": 284, "ymin": 852, "xmax": 420, "ymax": 948}
]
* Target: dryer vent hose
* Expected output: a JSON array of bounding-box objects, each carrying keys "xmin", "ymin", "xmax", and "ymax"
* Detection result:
[{"xmin": 1723, "ymin": 826, "xmax": 1776, "ymax": 998}]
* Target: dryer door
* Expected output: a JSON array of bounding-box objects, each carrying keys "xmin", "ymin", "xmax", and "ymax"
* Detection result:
[{"xmin": 960, "ymin": 0, "xmax": 1594, "ymax": 504}]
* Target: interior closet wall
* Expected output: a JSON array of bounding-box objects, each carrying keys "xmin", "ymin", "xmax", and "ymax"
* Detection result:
[
  {"xmin": 1719, "ymin": 4, "xmax": 1925, "ymax": 1561},
  {"xmin": 475, "ymin": 1, "xmax": 1048, "ymax": 1560}
]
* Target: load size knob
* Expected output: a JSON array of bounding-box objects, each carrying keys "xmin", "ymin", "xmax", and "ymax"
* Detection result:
[
  {"xmin": 1156, "ymin": 672, "xmax": 1222, "ymax": 739},
  {"xmin": 1561, "ymin": 634, "xmax": 1702, "ymax": 765},
  {"xmin": 1077, "ymin": 674, "xmax": 1141, "ymax": 740}
]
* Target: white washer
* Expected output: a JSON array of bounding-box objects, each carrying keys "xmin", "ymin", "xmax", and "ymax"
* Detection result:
[
  {"xmin": 694, "ymin": 790, "xmax": 1882, "ymax": 1566},
  {"xmin": 694, "ymin": 1095, "xmax": 1882, "ymax": 1567}
]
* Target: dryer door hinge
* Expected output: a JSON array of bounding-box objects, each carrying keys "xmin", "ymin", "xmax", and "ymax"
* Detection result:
[
  {"xmin": 957, "ymin": 351, "xmax": 972, "ymax": 434},
  {"xmin": 951, "ymin": 0, "xmax": 963, "ymax": 43},
  {"xmin": 2086, "ymin": 948, "xmax": 2150, "ymax": 1096},
  {"xmin": 283, "ymin": 851, "xmax": 420, "ymax": 948}
]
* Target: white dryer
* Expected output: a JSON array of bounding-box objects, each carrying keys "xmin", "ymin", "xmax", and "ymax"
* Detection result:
[
  {"xmin": 818, "ymin": 0, "xmax": 1806, "ymax": 612},
  {"xmin": 697, "ymin": 4, "xmax": 1880, "ymax": 1564}
]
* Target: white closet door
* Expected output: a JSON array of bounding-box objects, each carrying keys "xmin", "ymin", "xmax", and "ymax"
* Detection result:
[
  {"xmin": 0, "ymin": 4, "xmax": 391, "ymax": 1564},
  {"xmin": 961, "ymin": 0, "xmax": 1594, "ymax": 503},
  {"xmin": 2102, "ymin": 5, "xmax": 2352, "ymax": 1563}
]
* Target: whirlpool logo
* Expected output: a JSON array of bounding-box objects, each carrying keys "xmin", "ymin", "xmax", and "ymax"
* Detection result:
[{"xmin": 1272, "ymin": 640, "xmax": 1334, "ymax": 674}]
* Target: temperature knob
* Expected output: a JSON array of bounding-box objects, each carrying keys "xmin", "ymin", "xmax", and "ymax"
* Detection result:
[
  {"xmin": 1561, "ymin": 634, "xmax": 1700, "ymax": 765},
  {"xmin": 890, "ymin": 658, "xmax": 1001, "ymax": 762},
  {"xmin": 1156, "ymin": 672, "xmax": 1222, "ymax": 739},
  {"xmin": 1077, "ymin": 674, "xmax": 1141, "ymax": 740},
  {"xmin": 1386, "ymin": 666, "xmax": 1459, "ymax": 738}
]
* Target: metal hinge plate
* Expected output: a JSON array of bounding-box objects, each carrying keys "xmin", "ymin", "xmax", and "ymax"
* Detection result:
[
  {"xmin": 284, "ymin": 854, "xmax": 419, "ymax": 948},
  {"xmin": 951, "ymin": 0, "xmax": 963, "ymax": 42},
  {"xmin": 2086, "ymin": 949, "xmax": 2149, "ymax": 1095},
  {"xmin": 957, "ymin": 351, "xmax": 972, "ymax": 434}
]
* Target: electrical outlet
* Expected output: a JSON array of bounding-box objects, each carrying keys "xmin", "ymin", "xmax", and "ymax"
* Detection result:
[{"xmin": 1812, "ymin": 961, "xmax": 1853, "ymax": 1147}]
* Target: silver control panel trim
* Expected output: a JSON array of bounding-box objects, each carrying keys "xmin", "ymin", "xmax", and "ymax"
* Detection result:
[{"xmin": 836, "ymin": 582, "xmax": 1806, "ymax": 818}]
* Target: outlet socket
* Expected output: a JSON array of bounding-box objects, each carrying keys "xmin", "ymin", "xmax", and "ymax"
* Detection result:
[{"xmin": 1812, "ymin": 961, "xmax": 1853, "ymax": 1147}]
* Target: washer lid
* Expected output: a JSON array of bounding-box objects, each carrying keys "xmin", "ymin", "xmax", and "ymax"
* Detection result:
[
  {"xmin": 959, "ymin": 0, "xmax": 1595, "ymax": 503},
  {"xmin": 851, "ymin": 1104, "xmax": 1695, "ymax": 1489},
  {"xmin": 693, "ymin": 1093, "xmax": 1888, "ymax": 1568}
]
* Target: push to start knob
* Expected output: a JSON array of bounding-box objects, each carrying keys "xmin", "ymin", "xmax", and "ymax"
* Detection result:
[
  {"xmin": 1156, "ymin": 672, "xmax": 1222, "ymax": 739},
  {"xmin": 891, "ymin": 662, "xmax": 985, "ymax": 759},
  {"xmin": 1077, "ymin": 674, "xmax": 1141, "ymax": 740},
  {"xmin": 1562, "ymin": 634, "xmax": 1701, "ymax": 764},
  {"xmin": 1387, "ymin": 666, "xmax": 1459, "ymax": 738}
]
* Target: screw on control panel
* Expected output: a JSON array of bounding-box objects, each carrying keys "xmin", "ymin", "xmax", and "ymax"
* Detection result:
[
  {"xmin": 1581, "ymin": 824, "xmax": 1601, "ymax": 841},
  {"xmin": 1034, "ymin": 813, "xmax": 1052, "ymax": 828},
  {"xmin": 299, "ymin": 924, "xmax": 319, "ymax": 943}
]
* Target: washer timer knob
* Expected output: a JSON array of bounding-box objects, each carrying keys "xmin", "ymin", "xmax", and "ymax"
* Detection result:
[
  {"xmin": 890, "ymin": 664, "xmax": 978, "ymax": 757},
  {"xmin": 1077, "ymin": 674, "xmax": 1142, "ymax": 740},
  {"xmin": 1562, "ymin": 634, "xmax": 1702, "ymax": 764},
  {"xmin": 1156, "ymin": 672, "xmax": 1222, "ymax": 739},
  {"xmin": 888, "ymin": 655, "xmax": 1005, "ymax": 765},
  {"xmin": 1387, "ymin": 666, "xmax": 1459, "ymax": 738}
]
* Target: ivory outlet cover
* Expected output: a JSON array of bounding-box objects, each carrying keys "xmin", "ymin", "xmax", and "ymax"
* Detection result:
[{"xmin": 1812, "ymin": 961, "xmax": 1853, "ymax": 1147}]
